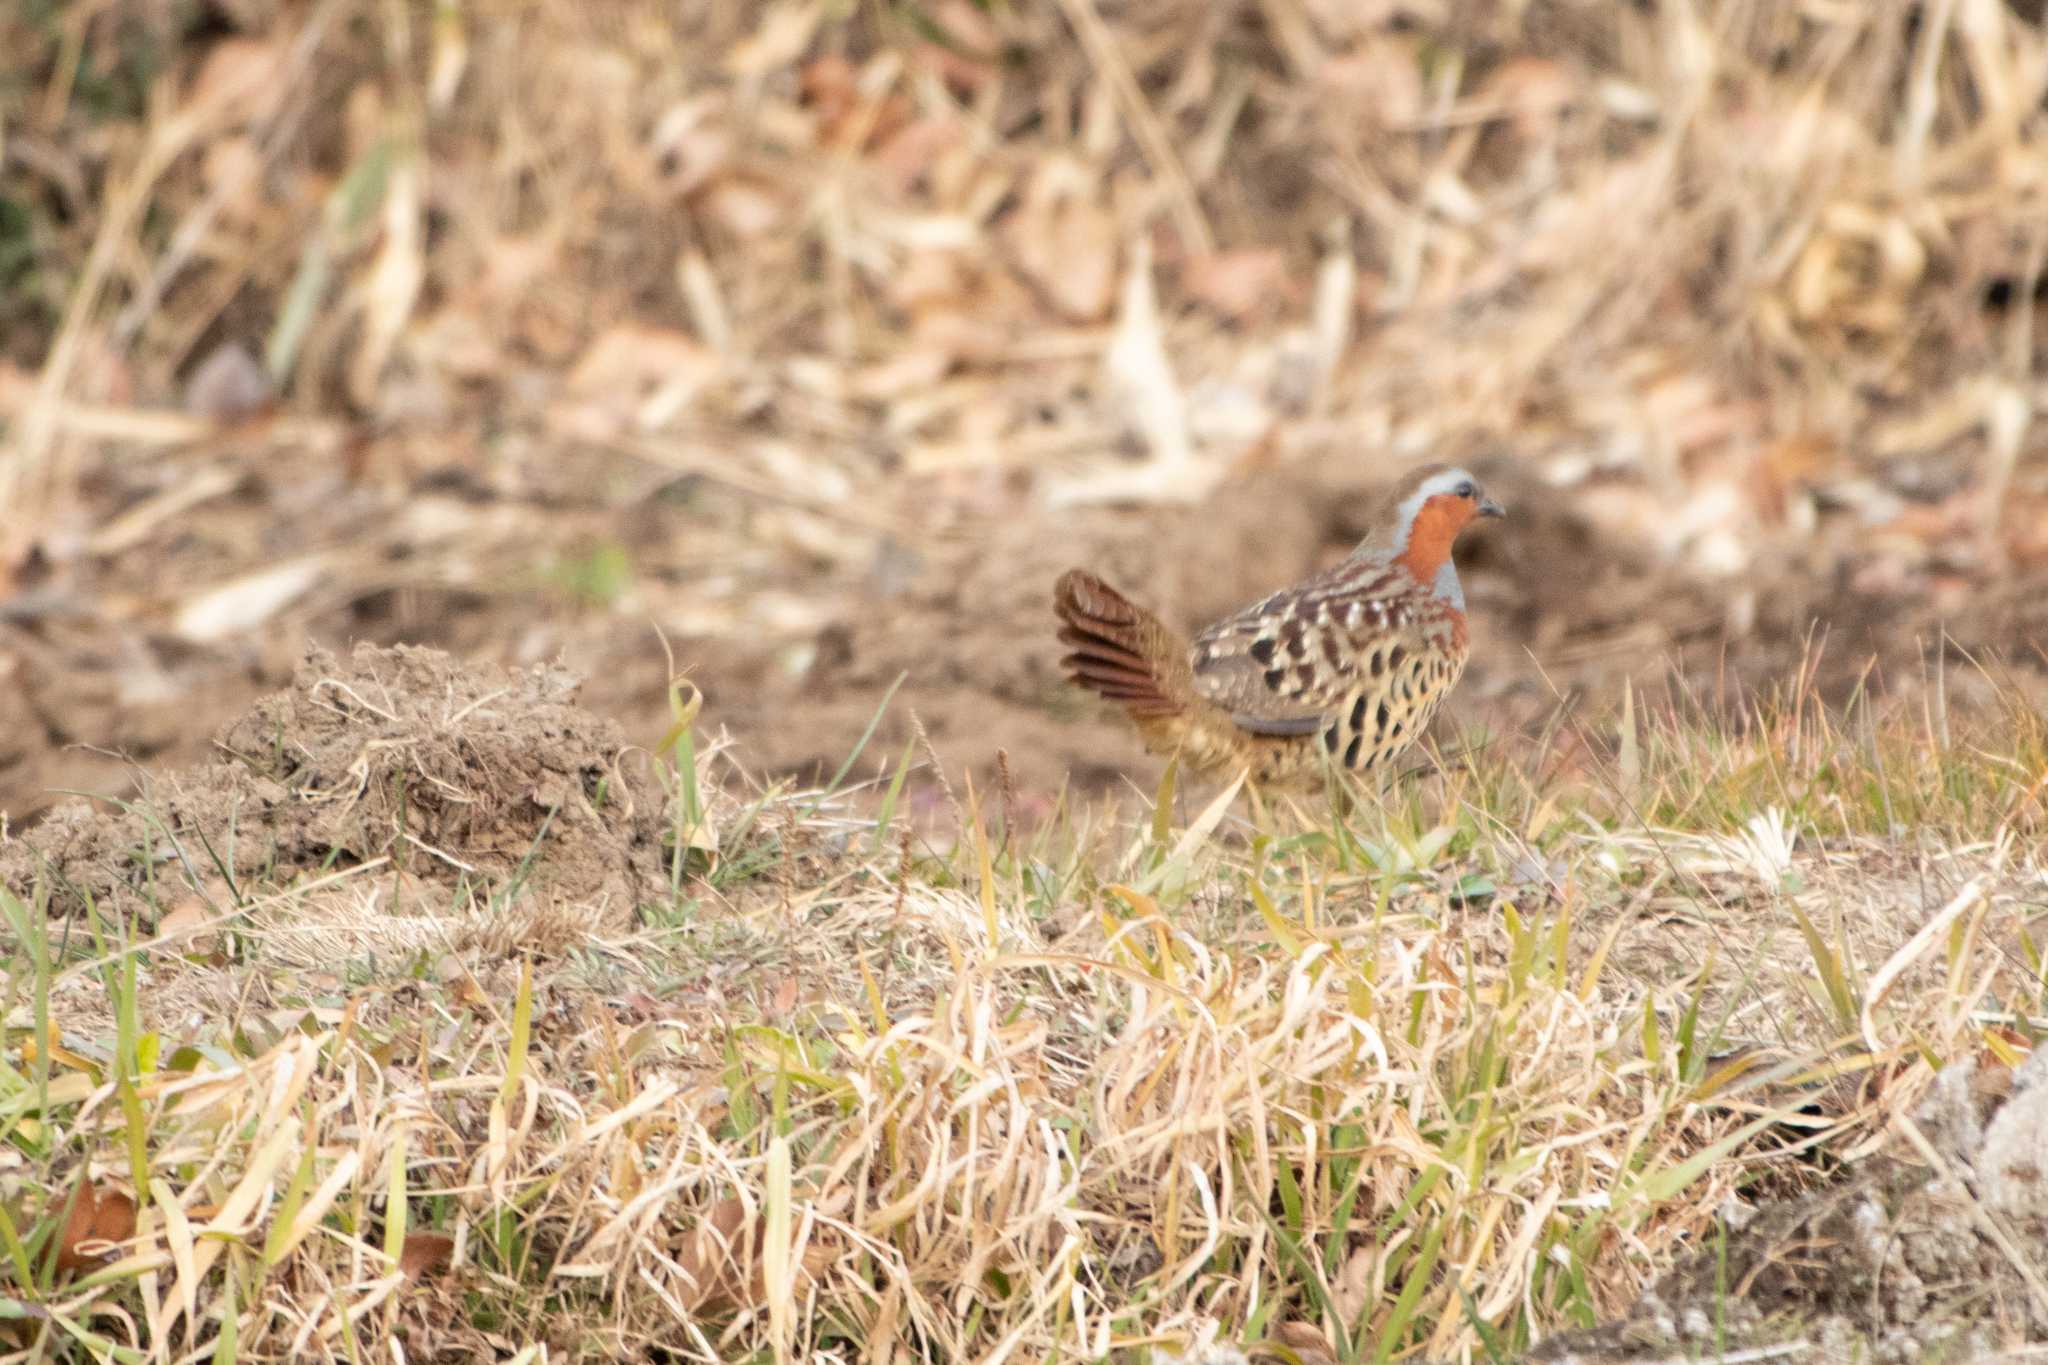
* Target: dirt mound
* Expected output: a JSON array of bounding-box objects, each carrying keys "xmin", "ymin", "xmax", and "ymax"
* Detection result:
[
  {"xmin": 1, "ymin": 644, "xmax": 669, "ymax": 930},
  {"xmin": 1532, "ymin": 1052, "xmax": 2048, "ymax": 1362}
]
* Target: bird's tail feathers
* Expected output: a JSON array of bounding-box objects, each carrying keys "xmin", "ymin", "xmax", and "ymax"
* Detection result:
[{"xmin": 1052, "ymin": 570, "xmax": 1187, "ymax": 719}]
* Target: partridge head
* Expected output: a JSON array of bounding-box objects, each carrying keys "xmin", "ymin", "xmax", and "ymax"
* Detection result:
[{"xmin": 1053, "ymin": 464, "xmax": 1503, "ymax": 787}]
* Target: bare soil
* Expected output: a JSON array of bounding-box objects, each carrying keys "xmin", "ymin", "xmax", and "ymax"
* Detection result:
[{"xmin": 8, "ymin": 447, "xmax": 2046, "ymax": 829}]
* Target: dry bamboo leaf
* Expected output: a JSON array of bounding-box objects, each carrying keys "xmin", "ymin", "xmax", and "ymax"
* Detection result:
[
  {"xmin": 173, "ymin": 556, "xmax": 329, "ymax": 643},
  {"xmin": 350, "ymin": 156, "xmax": 425, "ymax": 407},
  {"xmin": 1104, "ymin": 235, "xmax": 1189, "ymax": 466}
]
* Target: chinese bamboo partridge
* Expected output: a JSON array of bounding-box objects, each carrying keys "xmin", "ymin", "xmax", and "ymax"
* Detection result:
[{"xmin": 1053, "ymin": 464, "xmax": 1504, "ymax": 787}]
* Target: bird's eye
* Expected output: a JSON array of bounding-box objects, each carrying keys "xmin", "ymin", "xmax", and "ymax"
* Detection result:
[{"xmin": 1455, "ymin": 480, "xmax": 1475, "ymax": 499}]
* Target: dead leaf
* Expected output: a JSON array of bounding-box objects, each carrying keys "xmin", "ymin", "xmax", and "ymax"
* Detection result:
[
  {"xmin": 184, "ymin": 38, "xmax": 285, "ymax": 127},
  {"xmin": 1271, "ymin": 1319, "xmax": 1339, "ymax": 1365},
  {"xmin": 1330, "ymin": 1243, "xmax": 1376, "ymax": 1324},
  {"xmin": 1007, "ymin": 162, "xmax": 1118, "ymax": 323},
  {"xmin": 704, "ymin": 179, "xmax": 787, "ymax": 238},
  {"xmin": 1479, "ymin": 56, "xmax": 1581, "ymax": 142},
  {"xmin": 871, "ymin": 117, "xmax": 963, "ymax": 199},
  {"xmin": 1317, "ymin": 35, "xmax": 1425, "ymax": 128},
  {"xmin": 650, "ymin": 96, "xmax": 732, "ymax": 197},
  {"xmin": 677, "ymin": 1197, "xmax": 755, "ymax": 1310},
  {"xmin": 906, "ymin": 0, "xmax": 1000, "ymax": 97},
  {"xmin": 1181, "ymin": 248, "xmax": 1297, "ymax": 324},
  {"xmin": 549, "ymin": 325, "xmax": 723, "ymax": 440},
  {"xmin": 173, "ymin": 556, "xmax": 329, "ymax": 643},
  {"xmin": 400, "ymin": 1231, "xmax": 455, "ymax": 1280},
  {"xmin": 54, "ymin": 1178, "xmax": 136, "ymax": 1277},
  {"xmin": 448, "ymin": 974, "xmax": 492, "ymax": 1011},
  {"xmin": 23, "ymin": 1022, "xmax": 103, "ymax": 1073},
  {"xmin": 676, "ymin": 1196, "xmax": 835, "ymax": 1313},
  {"xmin": 157, "ymin": 897, "xmax": 222, "ymax": 956},
  {"xmin": 727, "ymin": 2, "xmax": 822, "ymax": 80},
  {"xmin": 184, "ymin": 340, "xmax": 273, "ymax": 422}
]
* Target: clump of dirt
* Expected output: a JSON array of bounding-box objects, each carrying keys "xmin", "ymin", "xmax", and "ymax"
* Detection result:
[
  {"xmin": 1530, "ymin": 1051, "xmax": 2048, "ymax": 1362},
  {"xmin": 2, "ymin": 643, "xmax": 670, "ymax": 930}
]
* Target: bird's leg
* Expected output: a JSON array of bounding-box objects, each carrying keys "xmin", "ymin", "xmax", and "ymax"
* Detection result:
[
  {"xmin": 1318, "ymin": 750, "xmax": 1357, "ymax": 826},
  {"xmin": 1245, "ymin": 774, "xmax": 1274, "ymax": 838}
]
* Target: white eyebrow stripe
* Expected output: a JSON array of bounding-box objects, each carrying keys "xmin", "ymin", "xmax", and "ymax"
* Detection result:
[{"xmin": 1388, "ymin": 467, "xmax": 1476, "ymax": 555}]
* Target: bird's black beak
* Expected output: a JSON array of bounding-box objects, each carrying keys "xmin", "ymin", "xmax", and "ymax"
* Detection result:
[{"xmin": 1478, "ymin": 495, "xmax": 1506, "ymax": 519}]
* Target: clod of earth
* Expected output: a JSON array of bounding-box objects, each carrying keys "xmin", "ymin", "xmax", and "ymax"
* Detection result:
[{"xmin": 1, "ymin": 643, "xmax": 669, "ymax": 932}]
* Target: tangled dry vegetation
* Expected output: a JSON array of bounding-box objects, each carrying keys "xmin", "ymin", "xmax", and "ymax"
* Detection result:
[
  {"xmin": 3, "ymin": 643, "xmax": 2048, "ymax": 1362},
  {"xmin": 7, "ymin": 0, "xmax": 2048, "ymax": 1361}
]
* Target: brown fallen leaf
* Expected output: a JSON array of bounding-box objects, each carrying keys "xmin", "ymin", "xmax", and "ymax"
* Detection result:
[
  {"xmin": 870, "ymin": 117, "xmax": 963, "ymax": 199},
  {"xmin": 800, "ymin": 53, "xmax": 912, "ymax": 152},
  {"xmin": 1007, "ymin": 161, "xmax": 1118, "ymax": 323},
  {"xmin": 448, "ymin": 973, "xmax": 493, "ymax": 1011},
  {"xmin": 157, "ymin": 896, "xmax": 222, "ymax": 955},
  {"xmin": 1478, "ymin": 55, "xmax": 1581, "ymax": 143},
  {"xmin": 765, "ymin": 974, "xmax": 801, "ymax": 1019},
  {"xmin": 184, "ymin": 37, "xmax": 286, "ymax": 127},
  {"xmin": 1330, "ymin": 1242, "xmax": 1376, "ymax": 1326},
  {"xmin": 1270, "ymin": 1319, "xmax": 1339, "ymax": 1365},
  {"xmin": 400, "ymin": 1231, "xmax": 455, "ymax": 1280},
  {"xmin": 1180, "ymin": 248, "xmax": 1299, "ymax": 324},
  {"xmin": 549, "ymin": 324, "xmax": 724, "ymax": 440},
  {"xmin": 727, "ymin": 2, "xmax": 822, "ymax": 80},
  {"xmin": 54, "ymin": 1178, "xmax": 137, "ymax": 1277},
  {"xmin": 183, "ymin": 340, "xmax": 274, "ymax": 423},
  {"xmin": 910, "ymin": 0, "xmax": 1001, "ymax": 97},
  {"xmin": 676, "ymin": 1196, "xmax": 835, "ymax": 1313}
]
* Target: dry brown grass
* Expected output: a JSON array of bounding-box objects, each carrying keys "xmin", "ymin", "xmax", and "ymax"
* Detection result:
[
  {"xmin": 3, "ymin": 1, "xmax": 2046, "ymax": 568},
  {"xmin": 3, "ymin": 653, "xmax": 2046, "ymax": 1361},
  {"xmin": 6, "ymin": 2, "xmax": 2048, "ymax": 1360}
]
